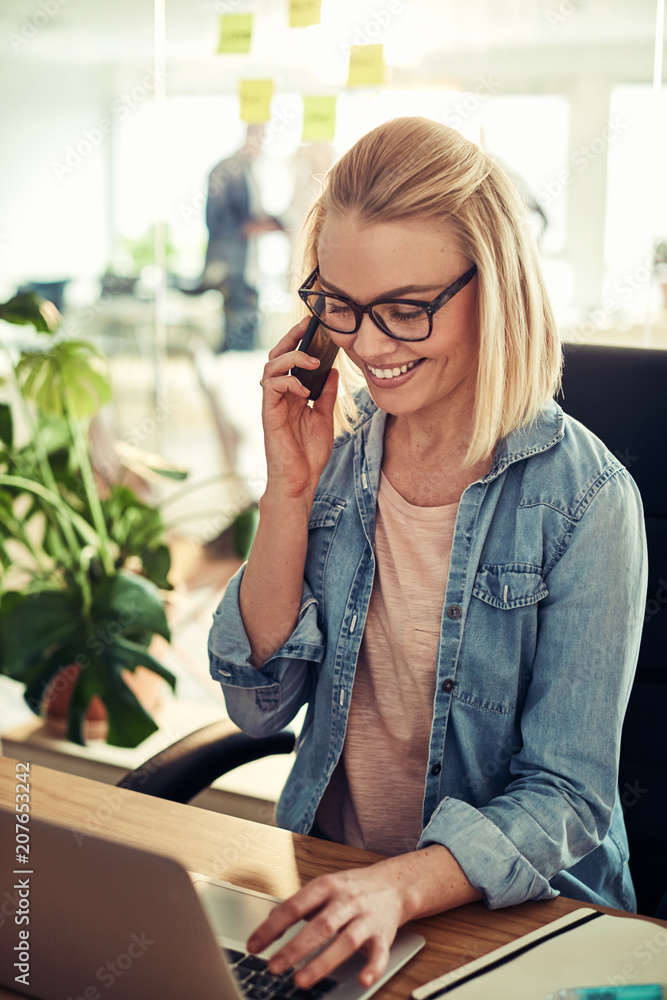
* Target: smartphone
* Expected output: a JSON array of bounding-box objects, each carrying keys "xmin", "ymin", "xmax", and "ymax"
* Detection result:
[{"xmin": 291, "ymin": 310, "xmax": 340, "ymax": 402}]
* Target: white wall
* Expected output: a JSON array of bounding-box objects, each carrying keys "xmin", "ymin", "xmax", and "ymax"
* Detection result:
[{"xmin": 0, "ymin": 59, "xmax": 111, "ymax": 291}]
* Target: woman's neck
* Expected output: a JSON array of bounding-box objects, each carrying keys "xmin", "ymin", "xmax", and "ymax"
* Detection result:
[
  {"xmin": 384, "ymin": 389, "xmax": 476, "ymax": 461},
  {"xmin": 381, "ymin": 409, "xmax": 494, "ymax": 508}
]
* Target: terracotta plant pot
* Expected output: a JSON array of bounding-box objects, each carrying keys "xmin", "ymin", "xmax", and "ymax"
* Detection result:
[{"xmin": 42, "ymin": 663, "xmax": 168, "ymax": 742}]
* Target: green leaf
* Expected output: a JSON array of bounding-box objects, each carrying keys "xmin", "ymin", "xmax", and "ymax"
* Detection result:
[
  {"xmin": 114, "ymin": 441, "xmax": 189, "ymax": 483},
  {"xmin": 16, "ymin": 340, "xmax": 111, "ymax": 419},
  {"xmin": 0, "ymin": 539, "xmax": 12, "ymax": 570},
  {"xmin": 61, "ymin": 361, "xmax": 111, "ymax": 422},
  {"xmin": 0, "ymin": 403, "xmax": 13, "ymax": 448},
  {"xmin": 103, "ymin": 494, "xmax": 164, "ymax": 554},
  {"xmin": 66, "ymin": 665, "xmax": 93, "ymax": 746},
  {"xmin": 232, "ymin": 504, "xmax": 259, "ymax": 559},
  {"xmin": 139, "ymin": 544, "xmax": 172, "ymax": 589},
  {"xmin": 111, "ymin": 635, "xmax": 176, "ymax": 690},
  {"xmin": 22, "ymin": 643, "xmax": 82, "ymax": 717},
  {"xmin": 0, "ymin": 589, "xmax": 26, "ymax": 616},
  {"xmin": 0, "ymin": 589, "xmax": 81, "ymax": 679},
  {"xmin": 1, "ymin": 561, "xmax": 174, "ymax": 747},
  {"xmin": 34, "ymin": 413, "xmax": 71, "ymax": 455},
  {"xmin": 0, "ymin": 292, "xmax": 60, "ymax": 333},
  {"xmin": 99, "ymin": 666, "xmax": 159, "ymax": 748},
  {"xmin": 90, "ymin": 571, "xmax": 170, "ymax": 642},
  {"xmin": 16, "ymin": 353, "xmax": 44, "ymax": 399}
]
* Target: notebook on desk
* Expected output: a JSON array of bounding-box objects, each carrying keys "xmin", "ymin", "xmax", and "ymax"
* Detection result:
[
  {"xmin": 412, "ymin": 906, "xmax": 667, "ymax": 1000},
  {"xmin": 0, "ymin": 807, "xmax": 424, "ymax": 1000}
]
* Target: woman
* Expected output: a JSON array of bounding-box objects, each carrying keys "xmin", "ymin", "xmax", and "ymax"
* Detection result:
[{"xmin": 208, "ymin": 117, "xmax": 647, "ymax": 989}]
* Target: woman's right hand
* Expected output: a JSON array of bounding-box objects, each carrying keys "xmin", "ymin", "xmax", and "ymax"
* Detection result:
[
  {"xmin": 239, "ymin": 319, "xmax": 339, "ymax": 664},
  {"xmin": 260, "ymin": 317, "xmax": 340, "ymax": 499}
]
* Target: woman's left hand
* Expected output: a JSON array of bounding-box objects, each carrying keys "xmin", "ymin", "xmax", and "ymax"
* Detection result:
[{"xmin": 246, "ymin": 861, "xmax": 410, "ymax": 989}]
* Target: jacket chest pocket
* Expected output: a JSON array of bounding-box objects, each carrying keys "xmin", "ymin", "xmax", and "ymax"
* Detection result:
[
  {"xmin": 305, "ymin": 495, "xmax": 347, "ymax": 604},
  {"xmin": 454, "ymin": 563, "xmax": 548, "ymax": 714}
]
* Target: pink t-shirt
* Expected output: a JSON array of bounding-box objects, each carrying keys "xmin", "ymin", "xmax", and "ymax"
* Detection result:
[{"xmin": 313, "ymin": 471, "xmax": 459, "ymax": 855}]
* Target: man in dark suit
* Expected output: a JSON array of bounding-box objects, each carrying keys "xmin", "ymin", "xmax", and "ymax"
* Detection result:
[{"xmin": 203, "ymin": 125, "xmax": 282, "ymax": 352}]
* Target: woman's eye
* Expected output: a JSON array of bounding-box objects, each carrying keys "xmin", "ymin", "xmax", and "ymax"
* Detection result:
[
  {"xmin": 388, "ymin": 306, "xmax": 426, "ymax": 323},
  {"xmin": 327, "ymin": 302, "xmax": 352, "ymax": 315}
]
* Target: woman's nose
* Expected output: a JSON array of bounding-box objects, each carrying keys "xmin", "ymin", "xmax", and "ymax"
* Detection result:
[{"xmin": 352, "ymin": 313, "xmax": 397, "ymax": 358}]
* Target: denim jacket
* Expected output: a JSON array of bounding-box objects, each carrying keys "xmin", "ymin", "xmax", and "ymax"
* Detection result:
[{"xmin": 209, "ymin": 394, "xmax": 647, "ymax": 912}]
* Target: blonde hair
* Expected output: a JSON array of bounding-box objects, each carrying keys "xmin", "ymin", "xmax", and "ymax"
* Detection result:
[{"xmin": 293, "ymin": 116, "xmax": 561, "ymax": 466}]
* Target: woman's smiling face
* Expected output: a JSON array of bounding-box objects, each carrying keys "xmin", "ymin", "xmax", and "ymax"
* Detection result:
[{"xmin": 317, "ymin": 213, "xmax": 479, "ymax": 424}]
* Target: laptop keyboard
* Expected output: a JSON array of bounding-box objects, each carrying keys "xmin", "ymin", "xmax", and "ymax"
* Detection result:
[{"xmin": 225, "ymin": 949, "xmax": 339, "ymax": 1000}]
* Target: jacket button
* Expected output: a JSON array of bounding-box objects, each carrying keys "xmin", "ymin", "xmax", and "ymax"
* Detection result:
[
  {"xmin": 442, "ymin": 679, "xmax": 454, "ymax": 693},
  {"xmin": 431, "ymin": 763, "xmax": 442, "ymax": 776},
  {"xmin": 447, "ymin": 604, "xmax": 462, "ymax": 619}
]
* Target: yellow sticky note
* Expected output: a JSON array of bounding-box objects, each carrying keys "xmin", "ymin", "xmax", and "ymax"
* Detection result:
[
  {"xmin": 239, "ymin": 79, "xmax": 274, "ymax": 123},
  {"xmin": 217, "ymin": 14, "xmax": 253, "ymax": 54},
  {"xmin": 289, "ymin": 0, "xmax": 322, "ymax": 27},
  {"xmin": 302, "ymin": 96, "xmax": 336, "ymax": 141},
  {"xmin": 347, "ymin": 44, "xmax": 385, "ymax": 86}
]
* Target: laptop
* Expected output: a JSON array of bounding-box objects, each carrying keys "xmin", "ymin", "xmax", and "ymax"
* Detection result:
[{"xmin": 0, "ymin": 807, "xmax": 425, "ymax": 1000}]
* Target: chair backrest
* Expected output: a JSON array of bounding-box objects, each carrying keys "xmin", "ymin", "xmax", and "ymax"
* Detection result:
[{"xmin": 557, "ymin": 342, "xmax": 667, "ymax": 915}]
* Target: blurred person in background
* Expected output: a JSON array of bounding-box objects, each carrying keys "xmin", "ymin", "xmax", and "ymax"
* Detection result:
[{"xmin": 201, "ymin": 124, "xmax": 284, "ymax": 351}]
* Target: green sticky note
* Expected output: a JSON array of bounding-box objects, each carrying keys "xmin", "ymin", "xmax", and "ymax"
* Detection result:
[
  {"xmin": 302, "ymin": 96, "xmax": 336, "ymax": 141},
  {"xmin": 239, "ymin": 79, "xmax": 274, "ymax": 123},
  {"xmin": 289, "ymin": 0, "xmax": 322, "ymax": 27},
  {"xmin": 217, "ymin": 14, "xmax": 253, "ymax": 54},
  {"xmin": 347, "ymin": 44, "xmax": 385, "ymax": 86}
]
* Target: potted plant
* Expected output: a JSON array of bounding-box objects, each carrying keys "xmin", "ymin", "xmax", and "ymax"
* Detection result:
[{"xmin": 0, "ymin": 291, "xmax": 182, "ymax": 747}]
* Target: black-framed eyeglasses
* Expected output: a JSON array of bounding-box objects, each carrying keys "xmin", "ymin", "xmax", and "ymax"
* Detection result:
[{"xmin": 297, "ymin": 264, "xmax": 477, "ymax": 343}]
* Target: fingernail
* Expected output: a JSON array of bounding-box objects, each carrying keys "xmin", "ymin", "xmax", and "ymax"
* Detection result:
[
  {"xmin": 308, "ymin": 356, "xmax": 320, "ymax": 365},
  {"xmin": 247, "ymin": 936, "xmax": 258, "ymax": 952}
]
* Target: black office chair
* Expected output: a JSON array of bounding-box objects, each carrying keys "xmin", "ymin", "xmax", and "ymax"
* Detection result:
[
  {"xmin": 117, "ymin": 722, "xmax": 296, "ymax": 804},
  {"xmin": 558, "ymin": 342, "xmax": 667, "ymax": 916}
]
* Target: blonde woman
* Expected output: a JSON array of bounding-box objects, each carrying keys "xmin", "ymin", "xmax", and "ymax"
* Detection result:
[{"xmin": 209, "ymin": 118, "xmax": 647, "ymax": 989}]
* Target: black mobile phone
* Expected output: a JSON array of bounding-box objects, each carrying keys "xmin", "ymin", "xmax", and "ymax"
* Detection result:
[{"xmin": 292, "ymin": 311, "xmax": 340, "ymax": 402}]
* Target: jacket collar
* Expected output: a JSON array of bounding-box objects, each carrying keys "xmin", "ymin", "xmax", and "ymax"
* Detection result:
[
  {"xmin": 347, "ymin": 392, "xmax": 564, "ymax": 485},
  {"xmin": 485, "ymin": 399, "xmax": 564, "ymax": 481}
]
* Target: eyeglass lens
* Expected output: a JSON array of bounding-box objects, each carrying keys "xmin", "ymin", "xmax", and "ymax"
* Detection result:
[{"xmin": 304, "ymin": 293, "xmax": 430, "ymax": 340}]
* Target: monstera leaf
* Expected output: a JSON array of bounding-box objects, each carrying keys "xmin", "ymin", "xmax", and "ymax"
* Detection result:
[
  {"xmin": 16, "ymin": 339, "xmax": 111, "ymax": 419},
  {"xmin": 0, "ymin": 291, "xmax": 60, "ymax": 334},
  {"xmin": 0, "ymin": 571, "xmax": 175, "ymax": 747}
]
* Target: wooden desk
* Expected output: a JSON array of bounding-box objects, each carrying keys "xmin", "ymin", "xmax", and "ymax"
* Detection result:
[
  {"xmin": 1, "ymin": 700, "xmax": 294, "ymax": 823},
  {"xmin": 0, "ymin": 756, "xmax": 662, "ymax": 1000}
]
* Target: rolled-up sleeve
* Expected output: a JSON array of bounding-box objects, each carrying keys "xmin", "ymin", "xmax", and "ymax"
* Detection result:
[
  {"xmin": 208, "ymin": 564, "xmax": 326, "ymax": 736},
  {"xmin": 419, "ymin": 466, "xmax": 647, "ymax": 908}
]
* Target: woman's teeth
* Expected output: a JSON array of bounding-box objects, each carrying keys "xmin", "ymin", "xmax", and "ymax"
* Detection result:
[{"xmin": 367, "ymin": 359, "xmax": 420, "ymax": 380}]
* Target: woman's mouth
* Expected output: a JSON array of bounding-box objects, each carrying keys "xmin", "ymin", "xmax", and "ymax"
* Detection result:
[{"xmin": 365, "ymin": 357, "xmax": 425, "ymax": 384}]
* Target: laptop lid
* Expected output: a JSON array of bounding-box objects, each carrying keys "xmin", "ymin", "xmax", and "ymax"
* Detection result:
[{"xmin": 0, "ymin": 807, "xmax": 239, "ymax": 1000}]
